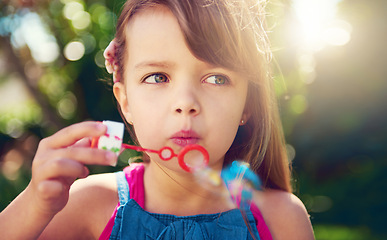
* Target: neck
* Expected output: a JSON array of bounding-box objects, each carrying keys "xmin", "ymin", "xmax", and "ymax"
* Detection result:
[{"xmin": 143, "ymin": 162, "xmax": 234, "ymax": 216}]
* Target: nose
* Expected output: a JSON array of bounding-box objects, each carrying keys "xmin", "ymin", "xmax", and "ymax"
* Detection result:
[
  {"xmin": 175, "ymin": 106, "xmax": 198, "ymax": 115},
  {"xmin": 172, "ymin": 83, "xmax": 200, "ymax": 116}
]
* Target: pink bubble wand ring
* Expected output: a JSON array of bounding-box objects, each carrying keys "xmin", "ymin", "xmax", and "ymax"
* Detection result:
[{"xmin": 121, "ymin": 143, "xmax": 209, "ymax": 173}]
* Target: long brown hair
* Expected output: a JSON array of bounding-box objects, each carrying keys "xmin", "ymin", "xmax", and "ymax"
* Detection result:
[{"xmin": 114, "ymin": 0, "xmax": 292, "ymax": 192}]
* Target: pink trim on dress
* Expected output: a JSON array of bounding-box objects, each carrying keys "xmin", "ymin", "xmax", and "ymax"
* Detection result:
[
  {"xmin": 124, "ymin": 164, "xmax": 145, "ymax": 208},
  {"xmin": 250, "ymin": 202, "xmax": 273, "ymax": 240}
]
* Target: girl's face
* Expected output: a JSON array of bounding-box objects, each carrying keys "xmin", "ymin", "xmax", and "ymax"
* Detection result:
[{"xmin": 114, "ymin": 6, "xmax": 249, "ymax": 171}]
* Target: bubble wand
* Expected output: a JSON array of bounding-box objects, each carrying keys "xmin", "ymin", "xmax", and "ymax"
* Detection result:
[{"xmin": 91, "ymin": 121, "xmax": 209, "ymax": 172}]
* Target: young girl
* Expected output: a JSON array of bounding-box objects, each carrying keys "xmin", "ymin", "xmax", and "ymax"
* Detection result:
[{"xmin": 0, "ymin": 0, "xmax": 314, "ymax": 239}]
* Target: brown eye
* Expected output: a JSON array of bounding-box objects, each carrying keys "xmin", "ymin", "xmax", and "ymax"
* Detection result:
[
  {"xmin": 143, "ymin": 73, "xmax": 169, "ymax": 83},
  {"xmin": 205, "ymin": 75, "xmax": 229, "ymax": 85}
]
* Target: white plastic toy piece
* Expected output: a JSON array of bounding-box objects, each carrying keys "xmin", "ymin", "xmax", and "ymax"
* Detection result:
[{"xmin": 98, "ymin": 121, "xmax": 124, "ymax": 155}]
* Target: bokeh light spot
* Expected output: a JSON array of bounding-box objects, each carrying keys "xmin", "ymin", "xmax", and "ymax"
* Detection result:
[
  {"xmin": 79, "ymin": 33, "xmax": 96, "ymax": 54},
  {"xmin": 1, "ymin": 149, "xmax": 24, "ymax": 181},
  {"xmin": 63, "ymin": 1, "xmax": 84, "ymax": 20},
  {"xmin": 57, "ymin": 92, "xmax": 77, "ymax": 119},
  {"xmin": 94, "ymin": 49, "xmax": 105, "ymax": 68},
  {"xmin": 291, "ymin": 0, "xmax": 351, "ymax": 51},
  {"xmin": 286, "ymin": 144, "xmax": 296, "ymax": 163},
  {"xmin": 10, "ymin": 12, "xmax": 60, "ymax": 63},
  {"xmin": 71, "ymin": 11, "xmax": 91, "ymax": 30},
  {"xmin": 64, "ymin": 41, "xmax": 85, "ymax": 61},
  {"xmin": 5, "ymin": 118, "xmax": 24, "ymax": 138},
  {"xmin": 98, "ymin": 11, "xmax": 116, "ymax": 31}
]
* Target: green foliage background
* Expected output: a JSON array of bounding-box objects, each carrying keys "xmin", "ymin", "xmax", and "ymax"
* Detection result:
[{"xmin": 1, "ymin": 0, "xmax": 386, "ymax": 239}]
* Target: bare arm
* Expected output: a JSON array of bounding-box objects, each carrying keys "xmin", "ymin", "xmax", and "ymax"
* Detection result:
[
  {"xmin": 0, "ymin": 186, "xmax": 55, "ymax": 240},
  {"xmin": 254, "ymin": 190, "xmax": 315, "ymax": 240},
  {"xmin": 38, "ymin": 173, "xmax": 118, "ymax": 240},
  {"xmin": 0, "ymin": 122, "xmax": 117, "ymax": 240}
]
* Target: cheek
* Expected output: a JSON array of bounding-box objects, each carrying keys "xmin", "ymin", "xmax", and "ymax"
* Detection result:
[
  {"xmin": 127, "ymin": 97, "xmax": 166, "ymax": 148},
  {"xmin": 205, "ymin": 103, "xmax": 244, "ymax": 163}
]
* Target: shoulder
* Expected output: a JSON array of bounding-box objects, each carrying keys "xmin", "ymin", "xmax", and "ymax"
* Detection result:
[
  {"xmin": 70, "ymin": 172, "xmax": 119, "ymax": 237},
  {"xmin": 40, "ymin": 172, "xmax": 119, "ymax": 239},
  {"xmin": 253, "ymin": 189, "xmax": 315, "ymax": 240},
  {"xmin": 70, "ymin": 172, "xmax": 118, "ymax": 197}
]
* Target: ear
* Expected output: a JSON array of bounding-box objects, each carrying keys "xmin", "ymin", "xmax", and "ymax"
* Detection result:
[
  {"xmin": 240, "ymin": 111, "xmax": 251, "ymax": 126},
  {"xmin": 113, "ymin": 82, "xmax": 133, "ymax": 124}
]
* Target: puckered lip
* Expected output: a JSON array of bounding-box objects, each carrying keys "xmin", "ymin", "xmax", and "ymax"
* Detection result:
[{"xmin": 170, "ymin": 130, "xmax": 201, "ymax": 147}]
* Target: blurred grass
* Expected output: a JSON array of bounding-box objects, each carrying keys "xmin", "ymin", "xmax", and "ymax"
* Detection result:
[{"xmin": 314, "ymin": 224, "xmax": 379, "ymax": 240}]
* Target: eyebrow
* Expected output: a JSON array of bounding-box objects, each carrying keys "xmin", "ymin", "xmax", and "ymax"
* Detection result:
[{"xmin": 134, "ymin": 60, "xmax": 176, "ymax": 70}]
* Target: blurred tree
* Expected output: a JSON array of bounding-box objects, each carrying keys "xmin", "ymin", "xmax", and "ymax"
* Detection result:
[
  {"xmin": 0, "ymin": 0, "xmax": 127, "ymax": 210},
  {"xmin": 1, "ymin": 0, "xmax": 386, "ymax": 239}
]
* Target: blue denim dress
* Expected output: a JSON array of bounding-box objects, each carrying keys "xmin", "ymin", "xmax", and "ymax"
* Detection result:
[{"xmin": 109, "ymin": 171, "xmax": 261, "ymax": 240}]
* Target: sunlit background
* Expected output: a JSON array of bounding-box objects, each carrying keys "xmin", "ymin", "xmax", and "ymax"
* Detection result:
[{"xmin": 1, "ymin": 0, "xmax": 386, "ymax": 239}]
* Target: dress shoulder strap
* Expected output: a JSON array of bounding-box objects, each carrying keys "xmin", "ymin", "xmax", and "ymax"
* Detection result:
[
  {"xmin": 98, "ymin": 171, "xmax": 130, "ymax": 240},
  {"xmin": 115, "ymin": 171, "xmax": 130, "ymax": 206}
]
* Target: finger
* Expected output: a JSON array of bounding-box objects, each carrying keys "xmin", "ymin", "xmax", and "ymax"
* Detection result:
[
  {"xmin": 37, "ymin": 180, "xmax": 67, "ymax": 202},
  {"xmin": 41, "ymin": 122, "xmax": 106, "ymax": 149},
  {"xmin": 47, "ymin": 147, "xmax": 117, "ymax": 166},
  {"xmin": 37, "ymin": 158, "xmax": 90, "ymax": 182},
  {"xmin": 80, "ymin": 166, "xmax": 90, "ymax": 179},
  {"xmin": 73, "ymin": 138, "xmax": 92, "ymax": 148},
  {"xmin": 36, "ymin": 179, "xmax": 74, "ymax": 214}
]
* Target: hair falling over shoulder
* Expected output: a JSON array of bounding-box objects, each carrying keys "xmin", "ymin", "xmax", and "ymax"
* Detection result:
[{"xmin": 114, "ymin": 0, "xmax": 292, "ymax": 193}]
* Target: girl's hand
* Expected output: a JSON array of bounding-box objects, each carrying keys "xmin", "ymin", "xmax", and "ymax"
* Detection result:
[{"xmin": 29, "ymin": 121, "xmax": 117, "ymax": 217}]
